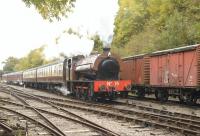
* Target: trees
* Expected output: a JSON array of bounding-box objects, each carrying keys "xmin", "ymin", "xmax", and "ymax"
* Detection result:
[
  {"xmin": 112, "ymin": 0, "xmax": 200, "ymax": 57},
  {"xmin": 15, "ymin": 46, "xmax": 46, "ymax": 71},
  {"xmin": 22, "ymin": 0, "xmax": 76, "ymax": 21},
  {"xmin": 2, "ymin": 57, "xmax": 19, "ymax": 72},
  {"xmin": 2, "ymin": 46, "xmax": 47, "ymax": 72}
]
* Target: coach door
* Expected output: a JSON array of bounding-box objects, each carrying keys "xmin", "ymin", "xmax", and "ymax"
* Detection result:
[
  {"xmin": 63, "ymin": 59, "xmax": 67, "ymax": 83},
  {"xmin": 67, "ymin": 59, "xmax": 72, "ymax": 81}
]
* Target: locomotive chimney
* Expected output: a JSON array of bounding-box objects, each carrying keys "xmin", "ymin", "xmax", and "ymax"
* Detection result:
[
  {"xmin": 103, "ymin": 42, "xmax": 111, "ymax": 53},
  {"xmin": 103, "ymin": 47, "xmax": 111, "ymax": 53}
]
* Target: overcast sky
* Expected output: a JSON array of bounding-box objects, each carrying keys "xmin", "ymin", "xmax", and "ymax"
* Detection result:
[{"xmin": 0, "ymin": 0, "xmax": 118, "ymax": 70}]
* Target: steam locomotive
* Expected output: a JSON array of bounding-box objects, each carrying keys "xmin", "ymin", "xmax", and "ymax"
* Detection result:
[{"xmin": 2, "ymin": 48, "xmax": 131, "ymax": 101}]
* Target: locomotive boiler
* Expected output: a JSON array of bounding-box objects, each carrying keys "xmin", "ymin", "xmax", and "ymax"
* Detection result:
[{"xmin": 75, "ymin": 49, "xmax": 120, "ymax": 80}]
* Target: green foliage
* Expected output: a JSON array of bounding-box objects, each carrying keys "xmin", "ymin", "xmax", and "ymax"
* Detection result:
[
  {"xmin": 22, "ymin": 0, "xmax": 76, "ymax": 21},
  {"xmin": 2, "ymin": 57, "xmax": 19, "ymax": 72},
  {"xmin": 15, "ymin": 46, "xmax": 47, "ymax": 70},
  {"xmin": 90, "ymin": 34, "xmax": 104, "ymax": 53},
  {"xmin": 112, "ymin": 0, "xmax": 200, "ymax": 56},
  {"xmin": 2, "ymin": 46, "xmax": 47, "ymax": 72}
]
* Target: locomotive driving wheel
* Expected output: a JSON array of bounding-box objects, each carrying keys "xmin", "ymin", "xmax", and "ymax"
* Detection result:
[
  {"xmin": 82, "ymin": 89, "xmax": 88, "ymax": 101},
  {"xmin": 76, "ymin": 89, "xmax": 81, "ymax": 99}
]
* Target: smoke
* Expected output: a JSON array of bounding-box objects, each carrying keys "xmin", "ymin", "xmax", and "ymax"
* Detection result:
[
  {"xmin": 43, "ymin": 0, "xmax": 119, "ymax": 59},
  {"xmin": 55, "ymin": 86, "xmax": 70, "ymax": 96},
  {"xmin": 44, "ymin": 33, "xmax": 94, "ymax": 59}
]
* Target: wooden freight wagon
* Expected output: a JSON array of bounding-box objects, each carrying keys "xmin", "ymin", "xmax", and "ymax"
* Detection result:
[
  {"xmin": 150, "ymin": 44, "xmax": 200, "ymax": 104},
  {"xmin": 121, "ymin": 44, "xmax": 200, "ymax": 104},
  {"xmin": 121, "ymin": 54, "xmax": 150, "ymax": 97}
]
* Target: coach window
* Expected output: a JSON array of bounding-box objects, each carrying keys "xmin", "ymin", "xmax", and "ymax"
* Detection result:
[
  {"xmin": 47, "ymin": 67, "xmax": 49, "ymax": 77},
  {"xmin": 59, "ymin": 64, "xmax": 61, "ymax": 76},
  {"xmin": 55, "ymin": 65, "xmax": 57, "ymax": 76},
  {"xmin": 52, "ymin": 66, "xmax": 54, "ymax": 76},
  {"xmin": 49, "ymin": 67, "xmax": 50, "ymax": 76},
  {"xmin": 53, "ymin": 66, "xmax": 55, "ymax": 76},
  {"xmin": 57, "ymin": 65, "xmax": 59, "ymax": 76},
  {"xmin": 53, "ymin": 65, "xmax": 56, "ymax": 76},
  {"xmin": 49, "ymin": 67, "xmax": 51, "ymax": 76},
  {"xmin": 48, "ymin": 67, "xmax": 50, "ymax": 76},
  {"xmin": 46, "ymin": 67, "xmax": 48, "ymax": 77},
  {"xmin": 44, "ymin": 68, "xmax": 46, "ymax": 77},
  {"xmin": 58, "ymin": 64, "xmax": 60, "ymax": 76}
]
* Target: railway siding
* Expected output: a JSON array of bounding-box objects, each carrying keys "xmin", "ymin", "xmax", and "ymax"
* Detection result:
[{"xmin": 0, "ymin": 84, "xmax": 184, "ymax": 136}]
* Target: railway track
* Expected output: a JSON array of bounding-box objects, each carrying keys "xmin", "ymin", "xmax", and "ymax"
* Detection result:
[
  {"xmin": 32, "ymin": 97, "xmax": 200, "ymax": 135},
  {"xmin": 0, "ymin": 121, "xmax": 15, "ymax": 136},
  {"xmin": 1, "ymin": 85, "xmax": 199, "ymax": 135},
  {"xmin": 127, "ymin": 95, "xmax": 200, "ymax": 107},
  {"xmin": 14, "ymin": 93, "xmax": 200, "ymax": 127},
  {"xmin": 0, "ymin": 85, "xmax": 180, "ymax": 136},
  {"xmin": 0, "ymin": 85, "xmax": 123, "ymax": 136}
]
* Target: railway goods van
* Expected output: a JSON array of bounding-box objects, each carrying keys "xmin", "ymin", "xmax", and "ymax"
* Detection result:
[{"xmin": 121, "ymin": 44, "xmax": 200, "ymax": 104}]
